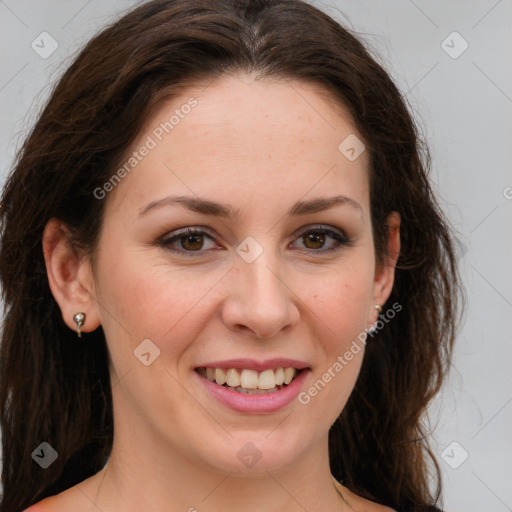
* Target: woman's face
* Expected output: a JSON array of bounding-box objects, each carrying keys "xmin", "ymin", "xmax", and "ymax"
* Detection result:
[{"xmin": 87, "ymin": 74, "xmax": 397, "ymax": 474}]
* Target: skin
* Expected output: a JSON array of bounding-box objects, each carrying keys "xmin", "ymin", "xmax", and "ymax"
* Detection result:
[{"xmin": 38, "ymin": 74, "xmax": 400, "ymax": 512}]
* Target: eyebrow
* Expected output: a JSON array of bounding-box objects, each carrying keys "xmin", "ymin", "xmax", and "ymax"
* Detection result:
[{"xmin": 138, "ymin": 194, "xmax": 363, "ymax": 218}]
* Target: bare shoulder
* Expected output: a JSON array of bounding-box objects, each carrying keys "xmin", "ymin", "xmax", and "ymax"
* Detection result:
[
  {"xmin": 23, "ymin": 497, "xmax": 55, "ymax": 512},
  {"xmin": 24, "ymin": 496, "xmax": 58, "ymax": 512},
  {"xmin": 24, "ymin": 469, "xmax": 107, "ymax": 512},
  {"xmin": 333, "ymin": 480, "xmax": 396, "ymax": 512},
  {"xmin": 23, "ymin": 486, "xmax": 97, "ymax": 512}
]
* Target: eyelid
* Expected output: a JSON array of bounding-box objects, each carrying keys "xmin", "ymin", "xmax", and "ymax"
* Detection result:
[
  {"xmin": 290, "ymin": 224, "xmax": 350, "ymax": 253},
  {"xmin": 292, "ymin": 223, "xmax": 348, "ymax": 240},
  {"xmin": 159, "ymin": 224, "xmax": 351, "ymax": 256},
  {"xmin": 158, "ymin": 226, "xmax": 222, "ymax": 257},
  {"xmin": 160, "ymin": 225, "xmax": 217, "ymax": 241}
]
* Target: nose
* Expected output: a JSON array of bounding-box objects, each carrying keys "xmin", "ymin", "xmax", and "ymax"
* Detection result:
[{"xmin": 220, "ymin": 252, "xmax": 300, "ymax": 339}]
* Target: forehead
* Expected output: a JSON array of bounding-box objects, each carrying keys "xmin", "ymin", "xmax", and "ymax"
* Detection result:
[{"xmin": 104, "ymin": 74, "xmax": 370, "ymax": 218}]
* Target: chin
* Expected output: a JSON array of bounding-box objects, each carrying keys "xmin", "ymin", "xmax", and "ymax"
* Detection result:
[{"xmin": 194, "ymin": 428, "xmax": 313, "ymax": 475}]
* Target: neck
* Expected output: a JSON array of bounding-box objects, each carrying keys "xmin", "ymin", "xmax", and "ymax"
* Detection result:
[{"xmin": 82, "ymin": 428, "xmax": 348, "ymax": 511}]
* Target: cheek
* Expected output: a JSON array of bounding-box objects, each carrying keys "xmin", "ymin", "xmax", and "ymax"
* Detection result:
[
  {"xmin": 93, "ymin": 245, "xmax": 230, "ymax": 363},
  {"xmin": 297, "ymin": 269, "xmax": 372, "ymax": 425},
  {"xmin": 303, "ymin": 263, "xmax": 375, "ymax": 340}
]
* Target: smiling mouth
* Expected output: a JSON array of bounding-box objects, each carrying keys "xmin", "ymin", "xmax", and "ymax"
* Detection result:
[{"xmin": 195, "ymin": 366, "xmax": 303, "ymax": 394}]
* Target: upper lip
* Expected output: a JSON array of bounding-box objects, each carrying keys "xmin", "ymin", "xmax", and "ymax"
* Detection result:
[{"xmin": 195, "ymin": 358, "xmax": 310, "ymax": 372}]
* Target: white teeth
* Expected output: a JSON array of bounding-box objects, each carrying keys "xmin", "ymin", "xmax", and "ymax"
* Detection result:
[
  {"xmin": 258, "ymin": 369, "xmax": 276, "ymax": 389},
  {"xmin": 234, "ymin": 386, "xmax": 280, "ymax": 395},
  {"xmin": 226, "ymin": 368, "xmax": 241, "ymax": 388},
  {"xmin": 240, "ymin": 369, "xmax": 259, "ymax": 389},
  {"xmin": 283, "ymin": 367, "xmax": 295, "ymax": 385},
  {"xmin": 214, "ymin": 368, "xmax": 226, "ymax": 386},
  {"xmin": 201, "ymin": 366, "xmax": 299, "ymax": 391}
]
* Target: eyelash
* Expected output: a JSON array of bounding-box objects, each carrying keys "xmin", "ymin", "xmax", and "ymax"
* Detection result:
[{"xmin": 159, "ymin": 225, "xmax": 351, "ymax": 257}]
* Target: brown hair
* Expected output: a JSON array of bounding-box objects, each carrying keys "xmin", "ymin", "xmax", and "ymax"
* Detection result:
[{"xmin": 0, "ymin": 1, "xmax": 461, "ymax": 510}]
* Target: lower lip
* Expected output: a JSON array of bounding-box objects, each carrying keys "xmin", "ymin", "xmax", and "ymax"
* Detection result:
[{"xmin": 195, "ymin": 369, "xmax": 310, "ymax": 414}]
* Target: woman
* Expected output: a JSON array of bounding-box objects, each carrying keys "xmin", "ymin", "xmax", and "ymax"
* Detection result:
[{"xmin": 0, "ymin": 0, "xmax": 460, "ymax": 511}]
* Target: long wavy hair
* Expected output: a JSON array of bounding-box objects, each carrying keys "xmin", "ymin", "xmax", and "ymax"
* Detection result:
[{"xmin": 0, "ymin": 1, "xmax": 461, "ymax": 510}]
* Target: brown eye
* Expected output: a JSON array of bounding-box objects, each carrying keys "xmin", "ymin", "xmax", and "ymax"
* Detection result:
[
  {"xmin": 302, "ymin": 232, "xmax": 325, "ymax": 249},
  {"xmin": 291, "ymin": 226, "xmax": 349, "ymax": 253},
  {"xmin": 180, "ymin": 234, "xmax": 204, "ymax": 251},
  {"xmin": 161, "ymin": 228, "xmax": 218, "ymax": 256}
]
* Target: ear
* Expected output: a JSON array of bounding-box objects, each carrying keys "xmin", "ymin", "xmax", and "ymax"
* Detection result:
[
  {"xmin": 42, "ymin": 218, "xmax": 101, "ymax": 335},
  {"xmin": 371, "ymin": 211, "xmax": 401, "ymax": 319}
]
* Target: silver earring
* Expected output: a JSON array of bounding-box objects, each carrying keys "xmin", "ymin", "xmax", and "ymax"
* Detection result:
[
  {"xmin": 367, "ymin": 305, "xmax": 382, "ymax": 335},
  {"xmin": 73, "ymin": 312, "xmax": 86, "ymax": 338}
]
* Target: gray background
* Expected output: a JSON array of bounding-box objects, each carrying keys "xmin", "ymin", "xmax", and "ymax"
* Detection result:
[{"xmin": 0, "ymin": 1, "xmax": 511, "ymax": 510}]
